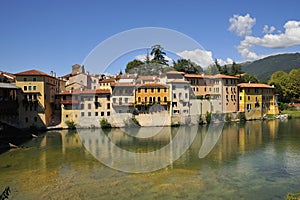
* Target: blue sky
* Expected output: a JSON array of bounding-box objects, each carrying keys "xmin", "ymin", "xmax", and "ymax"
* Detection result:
[{"xmin": 0, "ymin": 0, "xmax": 299, "ymax": 76}]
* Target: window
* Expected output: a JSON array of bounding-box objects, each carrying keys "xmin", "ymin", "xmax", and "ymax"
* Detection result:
[
  {"xmin": 164, "ymin": 88, "xmax": 167, "ymax": 93},
  {"xmin": 25, "ymin": 117, "xmax": 28, "ymax": 123},
  {"xmin": 145, "ymin": 88, "xmax": 147, "ymax": 93},
  {"xmin": 95, "ymin": 112, "xmax": 98, "ymax": 116},
  {"xmin": 185, "ymin": 93, "xmax": 188, "ymax": 98},
  {"xmin": 226, "ymin": 79, "xmax": 228, "ymax": 84},
  {"xmin": 88, "ymin": 112, "xmax": 91, "ymax": 116},
  {"xmin": 196, "ymin": 88, "xmax": 199, "ymax": 92},
  {"xmin": 34, "ymin": 117, "xmax": 37, "ymax": 122},
  {"xmin": 101, "ymin": 112, "xmax": 104, "ymax": 116},
  {"xmin": 95, "ymin": 96, "xmax": 98, "ymax": 102},
  {"xmin": 240, "ymin": 96, "xmax": 242, "ymax": 100},
  {"xmin": 149, "ymin": 97, "xmax": 152, "ymax": 102},
  {"xmin": 158, "ymin": 97, "xmax": 161, "ymax": 102},
  {"xmin": 153, "ymin": 97, "xmax": 156, "ymax": 102},
  {"xmin": 247, "ymin": 104, "xmax": 251, "ymax": 110},
  {"xmin": 81, "ymin": 112, "xmax": 84, "ymax": 116},
  {"xmin": 157, "ymin": 88, "xmax": 160, "ymax": 93},
  {"xmin": 138, "ymin": 97, "xmax": 141, "ymax": 102},
  {"xmin": 248, "ymin": 96, "xmax": 250, "ymax": 101},
  {"xmin": 125, "ymin": 98, "xmax": 128, "ymax": 103},
  {"xmin": 184, "ymin": 86, "xmax": 188, "ymax": 90},
  {"xmin": 255, "ymin": 88, "xmax": 258, "ymax": 93},
  {"xmin": 173, "ymin": 94, "xmax": 176, "ymax": 99},
  {"xmin": 24, "ymin": 86, "xmax": 27, "ymax": 91},
  {"xmin": 164, "ymin": 96, "xmax": 167, "ymax": 102},
  {"xmin": 145, "ymin": 97, "xmax": 147, "ymax": 102},
  {"xmin": 107, "ymin": 103, "xmax": 110, "ymax": 109},
  {"xmin": 138, "ymin": 88, "xmax": 141, "ymax": 93},
  {"xmin": 33, "ymin": 77, "xmax": 37, "ymax": 81},
  {"xmin": 204, "ymin": 87, "xmax": 206, "ymax": 92},
  {"xmin": 173, "ymin": 85, "xmax": 176, "ymax": 90},
  {"xmin": 29, "ymin": 86, "xmax": 32, "ymax": 90},
  {"xmin": 107, "ymin": 112, "xmax": 110, "ymax": 116},
  {"xmin": 107, "ymin": 95, "xmax": 110, "ymax": 101},
  {"xmin": 88, "ymin": 104, "xmax": 91, "ymax": 109},
  {"xmin": 151, "ymin": 88, "xmax": 154, "ymax": 93},
  {"xmin": 66, "ymin": 115, "xmax": 69, "ymax": 118},
  {"xmin": 33, "ymin": 86, "xmax": 36, "ymax": 90},
  {"xmin": 81, "ymin": 104, "xmax": 84, "ymax": 109}
]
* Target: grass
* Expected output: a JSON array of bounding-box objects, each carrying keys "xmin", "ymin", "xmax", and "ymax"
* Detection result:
[{"xmin": 281, "ymin": 110, "xmax": 300, "ymax": 118}]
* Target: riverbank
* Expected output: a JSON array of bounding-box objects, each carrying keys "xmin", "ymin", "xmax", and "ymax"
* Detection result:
[{"xmin": 281, "ymin": 110, "xmax": 300, "ymax": 118}]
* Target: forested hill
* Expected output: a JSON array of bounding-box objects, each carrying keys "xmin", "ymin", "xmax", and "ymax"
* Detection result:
[{"xmin": 241, "ymin": 53, "xmax": 300, "ymax": 82}]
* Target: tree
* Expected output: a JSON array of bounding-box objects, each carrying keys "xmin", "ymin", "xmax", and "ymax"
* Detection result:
[
  {"xmin": 150, "ymin": 45, "xmax": 169, "ymax": 65},
  {"xmin": 239, "ymin": 73, "xmax": 259, "ymax": 83},
  {"xmin": 214, "ymin": 59, "xmax": 221, "ymax": 73},
  {"xmin": 125, "ymin": 59, "xmax": 144, "ymax": 73},
  {"xmin": 205, "ymin": 64, "xmax": 219, "ymax": 75},
  {"xmin": 230, "ymin": 61, "xmax": 243, "ymax": 75},
  {"xmin": 221, "ymin": 65, "xmax": 229, "ymax": 75},
  {"xmin": 173, "ymin": 58, "xmax": 203, "ymax": 74}
]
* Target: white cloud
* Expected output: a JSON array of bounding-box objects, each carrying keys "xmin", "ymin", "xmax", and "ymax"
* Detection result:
[
  {"xmin": 176, "ymin": 49, "xmax": 214, "ymax": 68},
  {"xmin": 263, "ymin": 25, "xmax": 276, "ymax": 34},
  {"xmin": 238, "ymin": 20, "xmax": 300, "ymax": 60},
  {"xmin": 217, "ymin": 58, "xmax": 234, "ymax": 66},
  {"xmin": 228, "ymin": 14, "xmax": 256, "ymax": 37}
]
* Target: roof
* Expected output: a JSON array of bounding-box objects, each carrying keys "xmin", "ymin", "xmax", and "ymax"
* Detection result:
[
  {"xmin": 237, "ymin": 83, "xmax": 274, "ymax": 89},
  {"xmin": 166, "ymin": 70, "xmax": 185, "ymax": 75},
  {"xmin": 15, "ymin": 69, "xmax": 51, "ymax": 76},
  {"xmin": 137, "ymin": 83, "xmax": 169, "ymax": 88},
  {"xmin": 0, "ymin": 71, "xmax": 16, "ymax": 80},
  {"xmin": 118, "ymin": 74, "xmax": 137, "ymax": 79},
  {"xmin": 167, "ymin": 79, "xmax": 190, "ymax": 84},
  {"xmin": 184, "ymin": 74, "xmax": 204, "ymax": 78},
  {"xmin": 99, "ymin": 78, "xmax": 116, "ymax": 83},
  {"xmin": 184, "ymin": 74, "xmax": 238, "ymax": 79},
  {"xmin": 0, "ymin": 82, "xmax": 20, "ymax": 89},
  {"xmin": 111, "ymin": 82, "xmax": 135, "ymax": 87},
  {"xmin": 59, "ymin": 89, "xmax": 111, "ymax": 95}
]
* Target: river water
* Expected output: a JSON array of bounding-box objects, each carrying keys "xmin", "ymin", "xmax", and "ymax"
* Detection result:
[{"xmin": 0, "ymin": 119, "xmax": 300, "ymax": 199}]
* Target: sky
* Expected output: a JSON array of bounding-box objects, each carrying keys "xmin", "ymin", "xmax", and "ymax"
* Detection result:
[{"xmin": 0, "ymin": 0, "xmax": 299, "ymax": 76}]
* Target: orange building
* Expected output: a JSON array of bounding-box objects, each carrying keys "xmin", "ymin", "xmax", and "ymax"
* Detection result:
[{"xmin": 135, "ymin": 83, "xmax": 170, "ymax": 113}]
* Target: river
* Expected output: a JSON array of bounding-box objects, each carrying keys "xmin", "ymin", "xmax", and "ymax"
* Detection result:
[{"xmin": 0, "ymin": 119, "xmax": 300, "ymax": 199}]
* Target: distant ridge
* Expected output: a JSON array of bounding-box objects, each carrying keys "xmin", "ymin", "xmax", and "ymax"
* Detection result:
[{"xmin": 241, "ymin": 53, "xmax": 300, "ymax": 82}]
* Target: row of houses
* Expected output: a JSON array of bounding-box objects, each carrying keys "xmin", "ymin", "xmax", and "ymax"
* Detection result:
[{"xmin": 0, "ymin": 65, "xmax": 279, "ymax": 129}]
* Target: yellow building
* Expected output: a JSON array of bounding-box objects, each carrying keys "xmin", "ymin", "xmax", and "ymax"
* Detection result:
[
  {"xmin": 15, "ymin": 70, "xmax": 60, "ymax": 128},
  {"xmin": 238, "ymin": 83, "xmax": 279, "ymax": 120},
  {"xmin": 135, "ymin": 83, "xmax": 170, "ymax": 113},
  {"xmin": 59, "ymin": 89, "xmax": 111, "ymax": 128}
]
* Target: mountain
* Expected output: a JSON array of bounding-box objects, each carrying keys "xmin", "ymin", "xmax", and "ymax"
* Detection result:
[{"xmin": 241, "ymin": 53, "xmax": 300, "ymax": 82}]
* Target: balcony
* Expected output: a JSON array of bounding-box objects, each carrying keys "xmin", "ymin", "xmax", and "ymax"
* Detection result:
[{"xmin": 61, "ymin": 99, "xmax": 79, "ymax": 105}]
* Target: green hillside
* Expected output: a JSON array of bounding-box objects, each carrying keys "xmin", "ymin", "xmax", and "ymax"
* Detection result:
[{"xmin": 241, "ymin": 53, "xmax": 300, "ymax": 82}]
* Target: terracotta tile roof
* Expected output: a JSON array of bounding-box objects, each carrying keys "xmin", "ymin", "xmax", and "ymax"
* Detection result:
[
  {"xmin": 111, "ymin": 82, "xmax": 135, "ymax": 87},
  {"xmin": 184, "ymin": 74, "xmax": 204, "ymax": 78},
  {"xmin": 184, "ymin": 74, "xmax": 238, "ymax": 79},
  {"xmin": 59, "ymin": 89, "xmax": 111, "ymax": 95},
  {"xmin": 15, "ymin": 69, "xmax": 50, "ymax": 76},
  {"xmin": 137, "ymin": 83, "xmax": 169, "ymax": 88},
  {"xmin": 166, "ymin": 70, "xmax": 185, "ymax": 75},
  {"xmin": 237, "ymin": 83, "xmax": 274, "ymax": 89},
  {"xmin": 99, "ymin": 78, "xmax": 116, "ymax": 83}
]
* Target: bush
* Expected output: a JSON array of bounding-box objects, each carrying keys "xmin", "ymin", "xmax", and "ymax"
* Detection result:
[
  {"xmin": 238, "ymin": 112, "xmax": 246, "ymax": 121},
  {"xmin": 124, "ymin": 117, "xmax": 140, "ymax": 127},
  {"xmin": 278, "ymin": 102, "xmax": 289, "ymax": 111},
  {"xmin": 225, "ymin": 113, "xmax": 231, "ymax": 122},
  {"xmin": 205, "ymin": 111, "xmax": 211, "ymax": 123},
  {"xmin": 65, "ymin": 120, "xmax": 76, "ymax": 129},
  {"xmin": 199, "ymin": 116, "xmax": 204, "ymax": 124},
  {"xmin": 100, "ymin": 118, "xmax": 112, "ymax": 129}
]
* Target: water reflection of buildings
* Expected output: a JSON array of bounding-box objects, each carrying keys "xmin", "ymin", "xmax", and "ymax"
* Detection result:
[
  {"xmin": 204, "ymin": 120, "xmax": 280, "ymax": 162},
  {"xmin": 78, "ymin": 126, "xmax": 198, "ymax": 173}
]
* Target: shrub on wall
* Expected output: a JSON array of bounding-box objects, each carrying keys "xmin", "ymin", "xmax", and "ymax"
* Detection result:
[
  {"xmin": 65, "ymin": 120, "xmax": 76, "ymax": 129},
  {"xmin": 100, "ymin": 118, "xmax": 112, "ymax": 129}
]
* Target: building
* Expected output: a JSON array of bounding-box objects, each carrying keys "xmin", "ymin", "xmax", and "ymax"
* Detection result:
[
  {"xmin": 0, "ymin": 82, "xmax": 21, "ymax": 127},
  {"xmin": 15, "ymin": 69, "xmax": 59, "ymax": 128},
  {"xmin": 59, "ymin": 89, "xmax": 111, "ymax": 128},
  {"xmin": 185, "ymin": 74, "xmax": 239, "ymax": 113},
  {"xmin": 238, "ymin": 83, "xmax": 279, "ymax": 120},
  {"xmin": 135, "ymin": 83, "xmax": 170, "ymax": 113}
]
